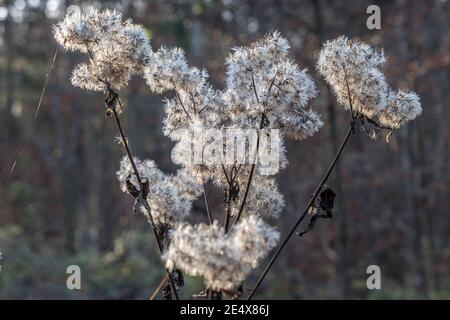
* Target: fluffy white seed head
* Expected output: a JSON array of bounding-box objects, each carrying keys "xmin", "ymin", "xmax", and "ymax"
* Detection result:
[
  {"xmin": 53, "ymin": 7, "xmax": 97, "ymax": 53},
  {"xmin": 116, "ymin": 157, "xmax": 202, "ymax": 227},
  {"xmin": 317, "ymin": 35, "xmax": 422, "ymax": 132},
  {"xmin": 144, "ymin": 47, "xmax": 192, "ymax": 93},
  {"xmin": 224, "ymin": 32, "xmax": 322, "ymax": 140},
  {"xmin": 57, "ymin": 8, "xmax": 425, "ymax": 293},
  {"xmin": 54, "ymin": 8, "xmax": 152, "ymax": 91},
  {"xmin": 163, "ymin": 216, "xmax": 279, "ymax": 291},
  {"xmin": 317, "ymin": 36, "xmax": 390, "ymax": 118},
  {"xmin": 229, "ymin": 175, "xmax": 285, "ymax": 219},
  {"xmin": 378, "ymin": 89, "xmax": 422, "ymax": 129}
]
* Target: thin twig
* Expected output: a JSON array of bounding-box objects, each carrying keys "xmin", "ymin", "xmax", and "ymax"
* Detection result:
[
  {"xmin": 342, "ymin": 64, "xmax": 355, "ymax": 118},
  {"xmin": 247, "ymin": 122, "xmax": 355, "ymax": 300},
  {"xmin": 231, "ymin": 70, "xmax": 277, "ymax": 227},
  {"xmin": 221, "ymin": 164, "xmax": 233, "ymax": 233},
  {"xmin": 232, "ymin": 112, "xmax": 266, "ymax": 227},
  {"xmin": 175, "ymin": 89, "xmax": 192, "ymax": 120},
  {"xmin": 149, "ymin": 274, "xmax": 169, "ymax": 300},
  {"xmin": 111, "ymin": 106, "xmax": 141, "ymax": 181},
  {"xmin": 110, "ymin": 97, "xmax": 179, "ymax": 301},
  {"xmin": 222, "ymin": 71, "xmax": 273, "ymax": 232},
  {"xmin": 221, "ymin": 164, "xmax": 231, "ymax": 184},
  {"xmin": 251, "ymin": 72, "xmax": 260, "ymax": 103},
  {"xmin": 203, "ymin": 182, "xmax": 213, "ymax": 224},
  {"xmin": 1, "ymin": 46, "xmax": 59, "ymax": 183},
  {"xmin": 223, "ymin": 164, "xmax": 239, "ymax": 233},
  {"xmin": 232, "ymin": 164, "xmax": 255, "ymax": 226},
  {"xmin": 190, "ymin": 92, "xmax": 197, "ymax": 114},
  {"xmin": 224, "ymin": 187, "xmax": 232, "ymax": 233}
]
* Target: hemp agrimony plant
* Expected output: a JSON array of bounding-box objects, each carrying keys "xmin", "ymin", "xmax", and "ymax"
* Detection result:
[
  {"xmin": 53, "ymin": 8, "xmax": 421, "ymax": 300},
  {"xmin": 248, "ymin": 36, "xmax": 422, "ymax": 299}
]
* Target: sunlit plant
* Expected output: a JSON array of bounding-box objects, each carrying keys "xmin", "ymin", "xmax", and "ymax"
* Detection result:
[{"xmin": 53, "ymin": 8, "xmax": 421, "ymax": 300}]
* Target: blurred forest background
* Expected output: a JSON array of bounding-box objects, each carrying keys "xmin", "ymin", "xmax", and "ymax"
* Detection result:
[{"xmin": 0, "ymin": 0, "xmax": 449, "ymax": 299}]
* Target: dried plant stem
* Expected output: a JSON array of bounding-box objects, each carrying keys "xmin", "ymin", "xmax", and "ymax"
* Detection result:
[
  {"xmin": 207, "ymin": 289, "xmax": 222, "ymax": 300},
  {"xmin": 221, "ymin": 164, "xmax": 233, "ymax": 233},
  {"xmin": 247, "ymin": 122, "xmax": 355, "ymax": 300},
  {"xmin": 175, "ymin": 89, "xmax": 192, "ymax": 120},
  {"xmin": 233, "ymin": 163, "xmax": 256, "ymax": 226},
  {"xmin": 149, "ymin": 274, "xmax": 169, "ymax": 300},
  {"xmin": 110, "ymin": 104, "xmax": 179, "ymax": 300},
  {"xmin": 1, "ymin": 46, "xmax": 59, "ymax": 184},
  {"xmin": 232, "ymin": 72, "xmax": 272, "ymax": 227},
  {"xmin": 232, "ymin": 113, "xmax": 266, "ymax": 227},
  {"xmin": 224, "ymin": 195, "xmax": 232, "ymax": 233},
  {"xmin": 222, "ymin": 72, "xmax": 272, "ymax": 232},
  {"xmin": 203, "ymin": 182, "xmax": 213, "ymax": 225}
]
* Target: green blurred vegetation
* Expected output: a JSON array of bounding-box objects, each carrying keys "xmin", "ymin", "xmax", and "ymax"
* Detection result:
[{"xmin": 0, "ymin": 224, "xmax": 205, "ymax": 299}]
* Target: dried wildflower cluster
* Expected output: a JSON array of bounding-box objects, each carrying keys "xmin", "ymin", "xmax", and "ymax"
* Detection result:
[
  {"xmin": 317, "ymin": 36, "xmax": 422, "ymax": 129},
  {"xmin": 54, "ymin": 8, "xmax": 151, "ymax": 91},
  {"xmin": 116, "ymin": 157, "xmax": 202, "ymax": 227},
  {"xmin": 379, "ymin": 89, "xmax": 421, "ymax": 129},
  {"xmin": 141, "ymin": 32, "xmax": 320, "ymax": 290},
  {"xmin": 163, "ymin": 216, "xmax": 279, "ymax": 291},
  {"xmin": 224, "ymin": 31, "xmax": 323, "ymax": 140},
  {"xmin": 55, "ymin": 8, "xmax": 422, "ymax": 295},
  {"xmin": 55, "ymin": 9, "xmax": 312, "ymax": 291},
  {"xmin": 230, "ymin": 175, "xmax": 285, "ymax": 219},
  {"xmin": 144, "ymin": 47, "xmax": 224, "ymax": 182}
]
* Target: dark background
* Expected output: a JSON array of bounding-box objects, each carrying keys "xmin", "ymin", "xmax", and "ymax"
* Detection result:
[{"xmin": 0, "ymin": 0, "xmax": 448, "ymax": 299}]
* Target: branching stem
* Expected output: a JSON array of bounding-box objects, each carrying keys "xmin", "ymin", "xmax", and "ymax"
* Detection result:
[
  {"xmin": 109, "ymin": 93, "xmax": 179, "ymax": 300},
  {"xmin": 232, "ymin": 112, "xmax": 266, "ymax": 227},
  {"xmin": 247, "ymin": 120, "xmax": 355, "ymax": 300}
]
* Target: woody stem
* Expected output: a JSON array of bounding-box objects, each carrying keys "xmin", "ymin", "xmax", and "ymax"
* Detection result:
[{"xmin": 110, "ymin": 99, "xmax": 179, "ymax": 300}]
